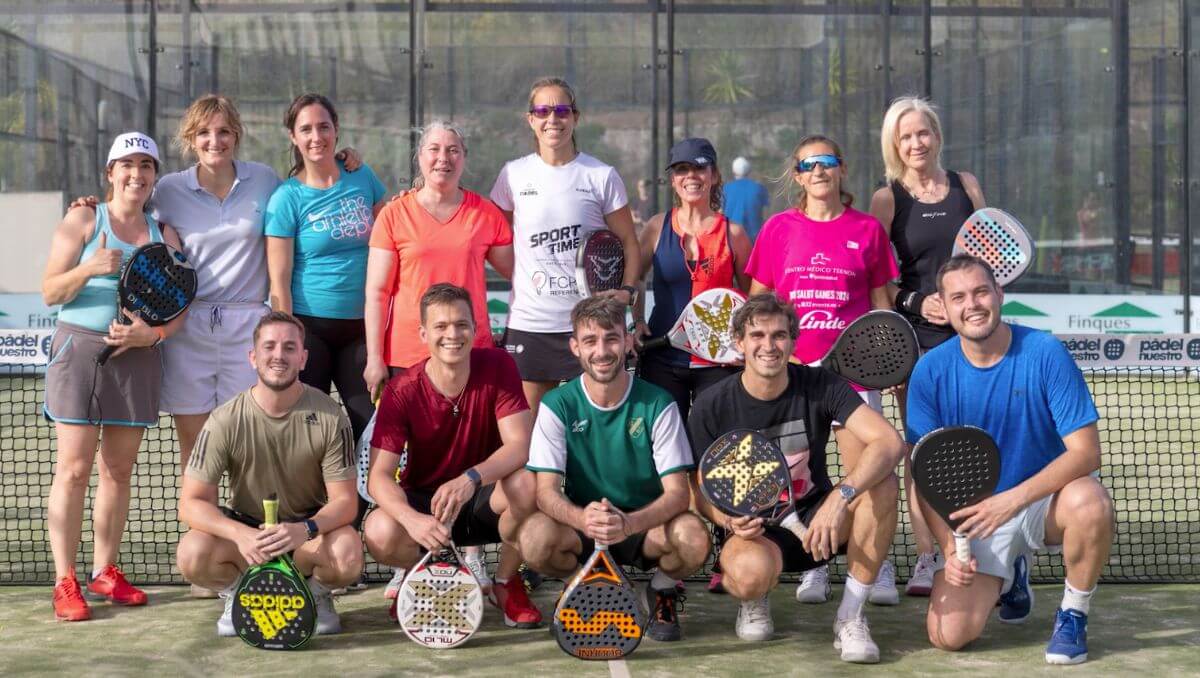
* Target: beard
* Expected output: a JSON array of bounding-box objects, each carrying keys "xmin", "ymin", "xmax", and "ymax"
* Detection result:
[
  {"xmin": 581, "ymin": 352, "xmax": 624, "ymax": 384},
  {"xmin": 257, "ymin": 364, "xmax": 299, "ymax": 391}
]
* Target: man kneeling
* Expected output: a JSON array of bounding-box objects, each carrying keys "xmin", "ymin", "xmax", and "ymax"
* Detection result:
[
  {"xmin": 363, "ymin": 283, "xmax": 541, "ymax": 626},
  {"xmin": 177, "ymin": 311, "xmax": 363, "ymax": 637},
  {"xmin": 519, "ymin": 297, "xmax": 711, "ymax": 642},
  {"xmin": 689, "ymin": 294, "xmax": 905, "ymax": 663}
]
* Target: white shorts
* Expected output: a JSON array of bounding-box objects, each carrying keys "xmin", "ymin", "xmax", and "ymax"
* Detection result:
[
  {"xmin": 934, "ymin": 493, "xmax": 1058, "ymax": 592},
  {"xmin": 159, "ymin": 301, "xmax": 266, "ymax": 415}
]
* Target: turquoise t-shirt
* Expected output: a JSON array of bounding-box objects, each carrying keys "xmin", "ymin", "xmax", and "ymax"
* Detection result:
[{"xmin": 264, "ymin": 162, "xmax": 387, "ymax": 319}]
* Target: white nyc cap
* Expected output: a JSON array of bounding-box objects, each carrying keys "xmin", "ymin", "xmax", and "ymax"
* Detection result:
[{"xmin": 107, "ymin": 131, "xmax": 161, "ymax": 167}]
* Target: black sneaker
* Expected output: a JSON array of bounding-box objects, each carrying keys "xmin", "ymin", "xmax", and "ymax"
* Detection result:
[{"xmin": 644, "ymin": 586, "xmax": 683, "ymax": 642}]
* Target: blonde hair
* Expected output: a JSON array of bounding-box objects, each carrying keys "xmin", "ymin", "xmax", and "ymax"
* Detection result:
[
  {"xmin": 527, "ymin": 76, "xmax": 578, "ymax": 153},
  {"xmin": 412, "ymin": 120, "xmax": 469, "ymax": 189},
  {"xmin": 176, "ymin": 94, "xmax": 245, "ymax": 158},
  {"xmin": 880, "ymin": 96, "xmax": 943, "ymax": 183},
  {"xmin": 773, "ymin": 134, "xmax": 854, "ymax": 212}
]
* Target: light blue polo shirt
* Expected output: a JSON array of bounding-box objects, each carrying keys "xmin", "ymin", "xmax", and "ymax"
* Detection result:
[
  {"xmin": 152, "ymin": 160, "xmax": 280, "ymax": 303},
  {"xmin": 264, "ymin": 162, "xmax": 387, "ymax": 319}
]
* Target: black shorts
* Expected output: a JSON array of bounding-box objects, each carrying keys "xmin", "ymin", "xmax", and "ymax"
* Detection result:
[
  {"xmin": 501, "ymin": 328, "xmax": 582, "ymax": 383},
  {"xmin": 575, "ymin": 530, "xmax": 655, "ymax": 572},
  {"xmin": 404, "ymin": 484, "xmax": 501, "ymax": 547},
  {"xmin": 757, "ymin": 488, "xmax": 847, "ymax": 573}
]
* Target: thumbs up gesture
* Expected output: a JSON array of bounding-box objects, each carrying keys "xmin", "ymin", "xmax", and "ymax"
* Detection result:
[{"xmin": 86, "ymin": 232, "xmax": 122, "ymax": 277}]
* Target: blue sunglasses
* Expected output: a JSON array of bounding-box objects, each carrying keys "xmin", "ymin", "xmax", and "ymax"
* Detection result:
[{"xmin": 795, "ymin": 154, "xmax": 841, "ymax": 173}]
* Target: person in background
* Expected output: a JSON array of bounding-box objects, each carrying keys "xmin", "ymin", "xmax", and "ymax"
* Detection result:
[{"xmin": 722, "ymin": 156, "xmax": 770, "ymax": 242}]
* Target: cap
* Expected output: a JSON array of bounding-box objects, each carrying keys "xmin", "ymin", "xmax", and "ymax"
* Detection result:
[
  {"xmin": 666, "ymin": 137, "xmax": 717, "ymax": 170},
  {"xmin": 106, "ymin": 132, "xmax": 161, "ymax": 167},
  {"xmin": 732, "ymin": 156, "xmax": 751, "ymax": 178}
]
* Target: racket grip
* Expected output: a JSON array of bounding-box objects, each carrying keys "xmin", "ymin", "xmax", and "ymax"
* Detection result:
[
  {"xmin": 639, "ymin": 336, "xmax": 668, "ymax": 352},
  {"xmin": 952, "ymin": 532, "xmax": 971, "ymax": 564},
  {"xmin": 263, "ymin": 496, "xmax": 279, "ymax": 527},
  {"xmin": 95, "ymin": 344, "xmax": 117, "ymax": 366},
  {"xmin": 780, "ymin": 512, "xmax": 808, "ymax": 541}
]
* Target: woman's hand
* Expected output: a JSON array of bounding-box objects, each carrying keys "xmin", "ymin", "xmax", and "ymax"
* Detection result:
[{"xmin": 103, "ymin": 309, "xmax": 160, "ymax": 358}]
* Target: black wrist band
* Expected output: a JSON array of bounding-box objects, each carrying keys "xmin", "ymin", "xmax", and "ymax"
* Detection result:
[{"xmin": 895, "ymin": 289, "xmax": 927, "ymax": 316}]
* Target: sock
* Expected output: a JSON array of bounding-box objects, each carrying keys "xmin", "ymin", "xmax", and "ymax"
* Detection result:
[
  {"xmin": 836, "ymin": 574, "xmax": 871, "ymax": 622},
  {"xmin": 1061, "ymin": 581, "xmax": 1094, "ymax": 615},
  {"xmin": 92, "ymin": 568, "xmax": 104, "ymax": 580},
  {"xmin": 494, "ymin": 577, "xmax": 509, "ymax": 585},
  {"xmin": 650, "ymin": 569, "xmax": 675, "ymax": 592},
  {"xmin": 219, "ymin": 581, "xmax": 236, "ymax": 599}
]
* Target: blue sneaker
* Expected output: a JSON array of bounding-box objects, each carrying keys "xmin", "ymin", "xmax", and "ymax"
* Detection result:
[
  {"xmin": 1045, "ymin": 608, "xmax": 1089, "ymax": 665},
  {"xmin": 998, "ymin": 554, "xmax": 1033, "ymax": 624}
]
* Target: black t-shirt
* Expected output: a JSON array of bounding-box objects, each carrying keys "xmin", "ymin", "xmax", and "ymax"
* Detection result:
[{"xmin": 688, "ymin": 365, "xmax": 862, "ymax": 508}]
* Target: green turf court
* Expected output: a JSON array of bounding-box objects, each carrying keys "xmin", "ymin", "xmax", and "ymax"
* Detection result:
[{"xmin": 1, "ymin": 583, "xmax": 1197, "ymax": 676}]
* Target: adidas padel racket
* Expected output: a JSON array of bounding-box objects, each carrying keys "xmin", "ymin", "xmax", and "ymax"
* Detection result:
[
  {"xmin": 553, "ymin": 539, "xmax": 645, "ymax": 660},
  {"xmin": 952, "ymin": 208, "xmax": 1035, "ymax": 287},
  {"xmin": 910, "ymin": 426, "xmax": 1002, "ymax": 564},
  {"xmin": 697, "ymin": 429, "xmax": 808, "ymax": 541},
  {"xmin": 575, "ymin": 229, "xmax": 625, "ymax": 298},
  {"xmin": 818, "ymin": 310, "xmax": 919, "ymax": 390},
  {"xmin": 640, "ymin": 287, "xmax": 746, "ymax": 365},
  {"xmin": 231, "ymin": 494, "xmax": 316, "ymax": 650},
  {"xmin": 97, "ymin": 241, "xmax": 197, "ymax": 365},
  {"xmin": 398, "ymin": 540, "xmax": 485, "ymax": 648}
]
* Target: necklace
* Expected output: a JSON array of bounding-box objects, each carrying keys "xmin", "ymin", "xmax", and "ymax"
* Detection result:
[
  {"xmin": 445, "ymin": 386, "xmax": 467, "ymax": 418},
  {"xmin": 904, "ymin": 172, "xmax": 948, "ymax": 203}
]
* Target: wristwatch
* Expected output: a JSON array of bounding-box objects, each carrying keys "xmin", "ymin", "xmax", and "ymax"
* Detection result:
[
  {"xmin": 836, "ymin": 484, "xmax": 858, "ymax": 504},
  {"xmin": 464, "ymin": 467, "xmax": 482, "ymax": 490},
  {"xmin": 619, "ymin": 285, "xmax": 639, "ymax": 307},
  {"xmin": 303, "ymin": 518, "xmax": 319, "ymax": 541}
]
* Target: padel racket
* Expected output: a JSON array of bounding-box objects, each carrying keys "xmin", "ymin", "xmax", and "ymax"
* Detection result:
[
  {"xmin": 818, "ymin": 310, "xmax": 919, "ymax": 390},
  {"xmin": 356, "ymin": 409, "xmax": 408, "ymax": 503},
  {"xmin": 397, "ymin": 540, "xmax": 485, "ymax": 648},
  {"xmin": 553, "ymin": 541, "xmax": 645, "ymax": 660},
  {"xmin": 910, "ymin": 426, "xmax": 1002, "ymax": 564},
  {"xmin": 640, "ymin": 287, "xmax": 746, "ymax": 364},
  {"xmin": 96, "ymin": 241, "xmax": 197, "ymax": 365},
  {"xmin": 697, "ymin": 429, "xmax": 808, "ymax": 541},
  {"xmin": 952, "ymin": 208, "xmax": 1035, "ymax": 287},
  {"xmin": 231, "ymin": 494, "xmax": 316, "ymax": 650},
  {"xmin": 575, "ymin": 229, "xmax": 625, "ymax": 298}
]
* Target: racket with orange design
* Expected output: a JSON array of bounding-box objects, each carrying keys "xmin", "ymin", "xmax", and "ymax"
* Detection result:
[{"xmin": 552, "ymin": 539, "xmax": 645, "ymax": 660}]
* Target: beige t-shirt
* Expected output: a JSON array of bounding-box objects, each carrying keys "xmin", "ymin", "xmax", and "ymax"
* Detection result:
[{"xmin": 186, "ymin": 385, "xmax": 356, "ymax": 521}]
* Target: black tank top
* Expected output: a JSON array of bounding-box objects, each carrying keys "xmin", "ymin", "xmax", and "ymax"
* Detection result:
[{"xmin": 889, "ymin": 171, "xmax": 976, "ymax": 349}]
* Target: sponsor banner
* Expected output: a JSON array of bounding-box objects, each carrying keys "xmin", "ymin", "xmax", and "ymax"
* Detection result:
[
  {"xmin": 1056, "ymin": 334, "xmax": 1200, "ymax": 368},
  {"xmin": 1003, "ymin": 294, "xmax": 1197, "ymax": 334},
  {"xmin": 0, "ymin": 329, "xmax": 54, "ymax": 365},
  {"xmin": 0, "ymin": 293, "xmax": 58, "ymax": 330}
]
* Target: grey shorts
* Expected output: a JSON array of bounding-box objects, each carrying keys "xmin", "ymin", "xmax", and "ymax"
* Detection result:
[
  {"xmin": 933, "ymin": 493, "xmax": 1059, "ymax": 592},
  {"xmin": 43, "ymin": 322, "xmax": 162, "ymax": 427},
  {"xmin": 501, "ymin": 328, "xmax": 582, "ymax": 383},
  {"xmin": 160, "ymin": 301, "xmax": 265, "ymax": 415}
]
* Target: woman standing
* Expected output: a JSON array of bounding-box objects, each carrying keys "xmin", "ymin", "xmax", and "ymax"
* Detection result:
[
  {"xmin": 266, "ymin": 93, "xmax": 387, "ymax": 442},
  {"xmin": 868, "ymin": 96, "xmax": 985, "ymax": 598},
  {"xmin": 490, "ymin": 77, "xmax": 640, "ymax": 414},
  {"xmin": 745, "ymin": 134, "xmax": 900, "ymax": 607},
  {"xmin": 635, "ymin": 137, "xmax": 751, "ymax": 421},
  {"xmin": 42, "ymin": 133, "xmax": 185, "ymax": 620}
]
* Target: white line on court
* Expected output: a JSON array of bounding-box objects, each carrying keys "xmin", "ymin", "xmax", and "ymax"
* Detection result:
[{"xmin": 608, "ymin": 659, "xmax": 632, "ymax": 678}]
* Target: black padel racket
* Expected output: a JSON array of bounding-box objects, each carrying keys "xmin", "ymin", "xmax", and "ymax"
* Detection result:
[
  {"xmin": 697, "ymin": 429, "xmax": 808, "ymax": 540},
  {"xmin": 575, "ymin": 229, "xmax": 625, "ymax": 298},
  {"xmin": 397, "ymin": 540, "xmax": 485, "ymax": 649},
  {"xmin": 952, "ymin": 208, "xmax": 1035, "ymax": 287},
  {"xmin": 640, "ymin": 287, "xmax": 746, "ymax": 364},
  {"xmin": 231, "ymin": 494, "xmax": 317, "ymax": 650},
  {"xmin": 553, "ymin": 541, "xmax": 645, "ymax": 660},
  {"xmin": 96, "ymin": 241, "xmax": 197, "ymax": 365},
  {"xmin": 818, "ymin": 310, "xmax": 919, "ymax": 390},
  {"xmin": 910, "ymin": 426, "xmax": 1002, "ymax": 564}
]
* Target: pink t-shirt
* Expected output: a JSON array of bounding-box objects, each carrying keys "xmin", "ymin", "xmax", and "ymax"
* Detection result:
[{"xmin": 745, "ymin": 206, "xmax": 898, "ymax": 364}]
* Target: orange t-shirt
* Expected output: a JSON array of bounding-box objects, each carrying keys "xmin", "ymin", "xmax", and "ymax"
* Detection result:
[{"xmin": 369, "ymin": 189, "xmax": 513, "ymax": 368}]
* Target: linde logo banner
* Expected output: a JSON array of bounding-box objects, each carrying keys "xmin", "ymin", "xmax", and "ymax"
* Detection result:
[{"xmin": 1058, "ymin": 334, "xmax": 1200, "ymax": 368}]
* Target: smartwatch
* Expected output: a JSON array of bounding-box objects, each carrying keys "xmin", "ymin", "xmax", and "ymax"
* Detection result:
[
  {"xmin": 464, "ymin": 467, "xmax": 483, "ymax": 490},
  {"xmin": 303, "ymin": 518, "xmax": 320, "ymax": 541},
  {"xmin": 619, "ymin": 285, "xmax": 639, "ymax": 307}
]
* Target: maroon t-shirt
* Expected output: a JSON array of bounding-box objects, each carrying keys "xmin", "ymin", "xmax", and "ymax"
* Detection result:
[{"xmin": 371, "ymin": 347, "xmax": 529, "ymax": 491}]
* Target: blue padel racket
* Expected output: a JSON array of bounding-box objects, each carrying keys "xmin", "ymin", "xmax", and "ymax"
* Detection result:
[
  {"xmin": 910, "ymin": 426, "xmax": 1002, "ymax": 564},
  {"xmin": 575, "ymin": 229, "xmax": 625, "ymax": 298},
  {"xmin": 96, "ymin": 241, "xmax": 197, "ymax": 365},
  {"xmin": 952, "ymin": 208, "xmax": 1035, "ymax": 287}
]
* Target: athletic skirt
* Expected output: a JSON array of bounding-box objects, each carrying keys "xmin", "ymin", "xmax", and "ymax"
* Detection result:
[{"xmin": 43, "ymin": 322, "xmax": 162, "ymax": 427}]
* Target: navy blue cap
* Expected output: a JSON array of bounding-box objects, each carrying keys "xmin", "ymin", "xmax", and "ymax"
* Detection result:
[{"xmin": 666, "ymin": 138, "xmax": 717, "ymax": 170}]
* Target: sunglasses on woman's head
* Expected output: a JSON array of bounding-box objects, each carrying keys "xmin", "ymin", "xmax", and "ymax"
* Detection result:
[
  {"xmin": 795, "ymin": 154, "xmax": 841, "ymax": 173},
  {"xmin": 529, "ymin": 104, "xmax": 577, "ymax": 119}
]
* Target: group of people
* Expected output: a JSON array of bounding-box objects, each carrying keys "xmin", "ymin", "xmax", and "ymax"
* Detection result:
[{"xmin": 40, "ymin": 77, "xmax": 1113, "ymax": 666}]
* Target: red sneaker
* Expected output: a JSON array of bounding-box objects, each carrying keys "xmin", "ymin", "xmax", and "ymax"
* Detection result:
[
  {"xmin": 388, "ymin": 596, "xmax": 399, "ymax": 623},
  {"xmin": 495, "ymin": 576, "xmax": 542, "ymax": 628},
  {"xmin": 86, "ymin": 565, "xmax": 148, "ymax": 606},
  {"xmin": 53, "ymin": 571, "xmax": 92, "ymax": 621}
]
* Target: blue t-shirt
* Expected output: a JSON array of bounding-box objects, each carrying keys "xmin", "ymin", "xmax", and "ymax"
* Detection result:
[
  {"xmin": 264, "ymin": 162, "xmax": 387, "ymax": 319},
  {"xmin": 722, "ymin": 178, "xmax": 770, "ymax": 240},
  {"xmin": 905, "ymin": 324, "xmax": 1099, "ymax": 494}
]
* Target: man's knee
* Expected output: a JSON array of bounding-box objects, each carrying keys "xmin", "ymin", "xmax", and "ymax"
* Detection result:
[
  {"xmin": 176, "ymin": 530, "xmax": 209, "ymax": 580},
  {"xmin": 719, "ymin": 540, "xmax": 780, "ymax": 600},
  {"xmin": 318, "ymin": 527, "xmax": 365, "ymax": 586},
  {"xmin": 363, "ymin": 511, "xmax": 419, "ymax": 566},
  {"xmin": 518, "ymin": 512, "xmax": 575, "ymax": 575},
  {"xmin": 1060, "ymin": 478, "xmax": 1114, "ymax": 531},
  {"xmin": 664, "ymin": 512, "xmax": 711, "ymax": 572}
]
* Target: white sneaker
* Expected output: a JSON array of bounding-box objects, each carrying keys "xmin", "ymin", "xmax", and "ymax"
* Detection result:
[
  {"xmin": 463, "ymin": 549, "xmax": 494, "ymax": 600},
  {"xmin": 308, "ymin": 578, "xmax": 342, "ymax": 635},
  {"xmin": 905, "ymin": 552, "xmax": 938, "ymax": 596},
  {"xmin": 868, "ymin": 560, "xmax": 900, "ymax": 606},
  {"xmin": 795, "ymin": 564, "xmax": 830, "ymax": 604},
  {"xmin": 216, "ymin": 587, "xmax": 236, "ymax": 637},
  {"xmin": 833, "ymin": 616, "xmax": 880, "ymax": 664},
  {"xmin": 735, "ymin": 595, "xmax": 774, "ymax": 641},
  {"xmin": 384, "ymin": 568, "xmax": 406, "ymax": 600}
]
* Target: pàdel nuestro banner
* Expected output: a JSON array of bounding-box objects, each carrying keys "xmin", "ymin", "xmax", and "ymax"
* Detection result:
[
  {"xmin": 1056, "ymin": 334, "xmax": 1200, "ymax": 368},
  {"xmin": 0, "ymin": 329, "xmax": 54, "ymax": 365}
]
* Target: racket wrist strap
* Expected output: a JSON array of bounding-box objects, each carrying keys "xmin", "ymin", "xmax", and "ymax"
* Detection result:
[{"xmin": 894, "ymin": 287, "xmax": 927, "ymax": 316}]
